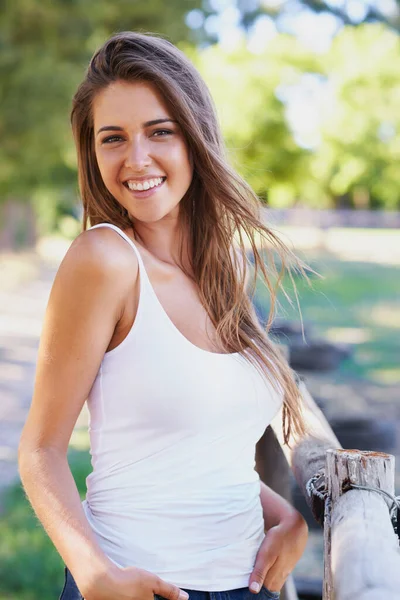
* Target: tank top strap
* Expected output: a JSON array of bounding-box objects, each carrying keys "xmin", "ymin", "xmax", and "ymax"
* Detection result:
[{"xmin": 89, "ymin": 223, "xmax": 146, "ymax": 271}]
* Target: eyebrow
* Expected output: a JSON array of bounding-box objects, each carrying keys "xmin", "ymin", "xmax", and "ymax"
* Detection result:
[{"xmin": 96, "ymin": 118, "xmax": 178, "ymax": 135}]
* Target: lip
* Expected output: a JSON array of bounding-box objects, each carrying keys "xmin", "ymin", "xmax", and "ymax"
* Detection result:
[{"xmin": 124, "ymin": 177, "xmax": 166, "ymax": 199}]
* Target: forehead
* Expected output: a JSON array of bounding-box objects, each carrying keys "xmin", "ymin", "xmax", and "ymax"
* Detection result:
[{"xmin": 93, "ymin": 80, "xmax": 172, "ymax": 126}]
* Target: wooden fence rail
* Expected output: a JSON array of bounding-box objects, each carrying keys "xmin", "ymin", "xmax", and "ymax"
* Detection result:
[{"xmin": 257, "ymin": 376, "xmax": 400, "ymax": 599}]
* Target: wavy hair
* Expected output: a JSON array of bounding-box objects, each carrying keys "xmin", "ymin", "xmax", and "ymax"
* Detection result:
[{"xmin": 71, "ymin": 31, "xmax": 313, "ymax": 447}]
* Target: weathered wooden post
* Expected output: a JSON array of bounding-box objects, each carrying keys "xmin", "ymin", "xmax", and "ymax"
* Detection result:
[{"xmin": 323, "ymin": 449, "xmax": 400, "ymax": 600}]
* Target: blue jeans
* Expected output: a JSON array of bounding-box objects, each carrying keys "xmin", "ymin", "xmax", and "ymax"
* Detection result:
[{"xmin": 59, "ymin": 568, "xmax": 280, "ymax": 599}]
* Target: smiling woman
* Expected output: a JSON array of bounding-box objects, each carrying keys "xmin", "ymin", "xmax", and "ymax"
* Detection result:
[{"xmin": 18, "ymin": 31, "xmax": 310, "ymax": 600}]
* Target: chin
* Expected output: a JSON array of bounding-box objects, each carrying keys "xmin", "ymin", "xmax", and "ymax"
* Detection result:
[{"xmin": 131, "ymin": 202, "xmax": 182, "ymax": 223}]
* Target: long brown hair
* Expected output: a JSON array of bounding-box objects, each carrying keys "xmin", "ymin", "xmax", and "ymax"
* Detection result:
[{"xmin": 71, "ymin": 31, "xmax": 313, "ymax": 447}]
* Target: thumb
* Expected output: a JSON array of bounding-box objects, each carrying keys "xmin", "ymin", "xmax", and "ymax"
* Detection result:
[
  {"xmin": 249, "ymin": 545, "xmax": 275, "ymax": 594},
  {"xmin": 157, "ymin": 580, "xmax": 189, "ymax": 600},
  {"xmin": 249, "ymin": 572, "xmax": 264, "ymax": 594}
]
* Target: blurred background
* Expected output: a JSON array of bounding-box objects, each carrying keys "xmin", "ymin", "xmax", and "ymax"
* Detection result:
[{"xmin": 1, "ymin": 1, "xmax": 400, "ymax": 598}]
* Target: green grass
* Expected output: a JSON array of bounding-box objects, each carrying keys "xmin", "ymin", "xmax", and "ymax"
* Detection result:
[
  {"xmin": 254, "ymin": 251, "xmax": 400, "ymax": 384},
  {"xmin": 0, "ymin": 448, "xmax": 92, "ymax": 600}
]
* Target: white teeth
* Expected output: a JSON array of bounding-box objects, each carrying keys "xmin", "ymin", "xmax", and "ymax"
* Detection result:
[{"xmin": 127, "ymin": 177, "xmax": 164, "ymax": 191}]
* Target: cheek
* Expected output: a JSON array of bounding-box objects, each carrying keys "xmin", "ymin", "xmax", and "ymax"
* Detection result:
[
  {"xmin": 167, "ymin": 144, "xmax": 193, "ymax": 180},
  {"xmin": 95, "ymin": 152, "xmax": 119, "ymax": 186}
]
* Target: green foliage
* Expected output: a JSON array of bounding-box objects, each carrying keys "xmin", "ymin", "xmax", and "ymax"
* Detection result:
[
  {"xmin": 312, "ymin": 24, "xmax": 400, "ymax": 209},
  {"xmin": 0, "ymin": 0, "xmax": 204, "ymax": 225},
  {"xmin": 190, "ymin": 24, "xmax": 400, "ymax": 209},
  {"xmin": 187, "ymin": 35, "xmax": 317, "ymax": 200},
  {"xmin": 2, "ymin": 1, "xmax": 400, "ymax": 232},
  {"xmin": 0, "ymin": 448, "xmax": 91, "ymax": 599},
  {"xmin": 240, "ymin": 0, "xmax": 400, "ymax": 32}
]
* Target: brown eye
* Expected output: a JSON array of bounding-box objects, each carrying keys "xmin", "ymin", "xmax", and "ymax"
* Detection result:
[
  {"xmin": 152, "ymin": 129, "xmax": 173, "ymax": 137},
  {"xmin": 102, "ymin": 135, "xmax": 124, "ymax": 144}
]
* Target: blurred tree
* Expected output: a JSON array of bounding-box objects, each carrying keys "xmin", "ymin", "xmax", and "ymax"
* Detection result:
[
  {"xmin": 236, "ymin": 0, "xmax": 400, "ymax": 33},
  {"xmin": 309, "ymin": 24, "xmax": 400, "ymax": 209},
  {"xmin": 0, "ymin": 0, "xmax": 204, "ymax": 232},
  {"xmin": 2, "ymin": 0, "xmax": 400, "ymax": 238},
  {"xmin": 187, "ymin": 22, "xmax": 400, "ymax": 210},
  {"xmin": 185, "ymin": 35, "xmax": 317, "ymax": 204}
]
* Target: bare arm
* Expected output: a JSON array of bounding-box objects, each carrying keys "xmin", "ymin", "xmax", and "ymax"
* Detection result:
[
  {"xmin": 259, "ymin": 480, "xmax": 299, "ymax": 530},
  {"xmin": 18, "ymin": 229, "xmax": 136, "ymax": 595}
]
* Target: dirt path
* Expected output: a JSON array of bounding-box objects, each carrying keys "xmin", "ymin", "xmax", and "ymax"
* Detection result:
[{"xmin": 0, "ymin": 256, "xmax": 58, "ymax": 507}]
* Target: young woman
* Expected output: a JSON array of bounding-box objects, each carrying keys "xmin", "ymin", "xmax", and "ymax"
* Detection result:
[{"xmin": 18, "ymin": 31, "xmax": 310, "ymax": 600}]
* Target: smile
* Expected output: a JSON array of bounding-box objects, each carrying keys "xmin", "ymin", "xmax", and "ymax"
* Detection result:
[{"xmin": 123, "ymin": 177, "xmax": 167, "ymax": 198}]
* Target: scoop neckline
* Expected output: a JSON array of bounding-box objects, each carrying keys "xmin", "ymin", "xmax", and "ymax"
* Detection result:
[
  {"xmin": 131, "ymin": 238, "xmax": 243, "ymax": 358},
  {"xmin": 141, "ymin": 267, "xmax": 243, "ymax": 358},
  {"xmin": 94, "ymin": 223, "xmax": 244, "ymax": 358}
]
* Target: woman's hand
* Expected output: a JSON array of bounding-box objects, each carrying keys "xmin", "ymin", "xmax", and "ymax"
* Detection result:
[
  {"xmin": 82, "ymin": 564, "xmax": 189, "ymax": 600},
  {"xmin": 248, "ymin": 511, "xmax": 309, "ymax": 594}
]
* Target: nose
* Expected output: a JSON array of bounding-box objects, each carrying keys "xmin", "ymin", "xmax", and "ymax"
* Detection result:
[{"xmin": 124, "ymin": 136, "xmax": 152, "ymax": 171}]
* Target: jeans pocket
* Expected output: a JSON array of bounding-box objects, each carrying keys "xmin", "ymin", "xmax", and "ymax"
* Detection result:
[
  {"xmin": 261, "ymin": 585, "xmax": 280, "ymax": 599},
  {"xmin": 59, "ymin": 567, "xmax": 84, "ymax": 600}
]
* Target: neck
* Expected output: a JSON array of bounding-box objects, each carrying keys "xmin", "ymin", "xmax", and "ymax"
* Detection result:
[{"xmin": 130, "ymin": 215, "xmax": 192, "ymax": 273}]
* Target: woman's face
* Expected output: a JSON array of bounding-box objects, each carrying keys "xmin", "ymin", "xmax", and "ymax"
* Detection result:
[{"xmin": 93, "ymin": 80, "xmax": 194, "ymax": 224}]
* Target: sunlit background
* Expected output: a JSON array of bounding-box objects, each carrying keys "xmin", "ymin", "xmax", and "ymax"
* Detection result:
[{"xmin": 1, "ymin": 1, "xmax": 400, "ymax": 598}]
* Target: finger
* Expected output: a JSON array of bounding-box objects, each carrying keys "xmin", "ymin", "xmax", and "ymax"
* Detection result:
[
  {"xmin": 154, "ymin": 578, "xmax": 189, "ymax": 600},
  {"xmin": 249, "ymin": 553, "xmax": 277, "ymax": 593}
]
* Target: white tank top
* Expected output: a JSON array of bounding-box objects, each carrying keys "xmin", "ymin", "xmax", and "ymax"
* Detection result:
[{"xmin": 82, "ymin": 223, "xmax": 284, "ymax": 591}]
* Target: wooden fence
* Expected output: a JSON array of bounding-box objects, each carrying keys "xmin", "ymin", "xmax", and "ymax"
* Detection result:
[{"xmin": 257, "ymin": 377, "xmax": 400, "ymax": 600}]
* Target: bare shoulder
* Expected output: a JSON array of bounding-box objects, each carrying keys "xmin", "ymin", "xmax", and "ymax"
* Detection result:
[
  {"xmin": 49, "ymin": 227, "xmax": 140, "ymax": 330},
  {"xmin": 62, "ymin": 226, "xmax": 139, "ymax": 282}
]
